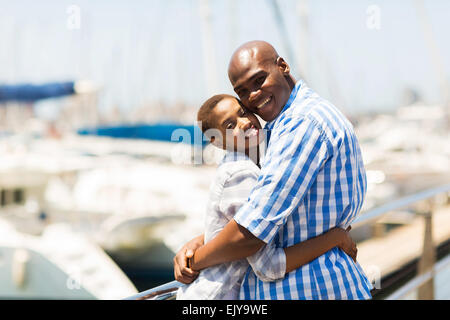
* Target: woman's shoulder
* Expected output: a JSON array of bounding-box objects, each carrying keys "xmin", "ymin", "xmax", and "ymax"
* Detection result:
[{"xmin": 217, "ymin": 152, "xmax": 260, "ymax": 184}]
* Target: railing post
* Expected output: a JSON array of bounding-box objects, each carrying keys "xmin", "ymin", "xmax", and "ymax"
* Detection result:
[
  {"xmin": 372, "ymin": 222, "xmax": 386, "ymax": 238},
  {"xmin": 416, "ymin": 200, "xmax": 435, "ymax": 300}
]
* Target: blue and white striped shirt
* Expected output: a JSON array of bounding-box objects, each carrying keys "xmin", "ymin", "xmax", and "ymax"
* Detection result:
[{"xmin": 234, "ymin": 80, "xmax": 373, "ymax": 300}]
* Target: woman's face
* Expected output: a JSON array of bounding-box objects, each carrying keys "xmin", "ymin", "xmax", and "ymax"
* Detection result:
[{"xmin": 208, "ymin": 97, "xmax": 262, "ymax": 152}]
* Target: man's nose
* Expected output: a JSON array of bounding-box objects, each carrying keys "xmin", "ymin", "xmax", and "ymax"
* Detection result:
[{"xmin": 248, "ymin": 89, "xmax": 261, "ymax": 104}]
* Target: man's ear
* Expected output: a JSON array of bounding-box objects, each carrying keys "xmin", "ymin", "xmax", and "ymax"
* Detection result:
[{"xmin": 276, "ymin": 57, "xmax": 290, "ymax": 75}]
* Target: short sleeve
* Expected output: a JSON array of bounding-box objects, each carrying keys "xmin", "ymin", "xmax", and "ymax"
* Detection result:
[
  {"xmin": 246, "ymin": 244, "xmax": 286, "ymax": 282},
  {"xmin": 233, "ymin": 117, "xmax": 330, "ymax": 244}
]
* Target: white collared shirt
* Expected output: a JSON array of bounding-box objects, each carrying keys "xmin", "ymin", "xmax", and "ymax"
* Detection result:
[{"xmin": 177, "ymin": 152, "xmax": 286, "ymax": 300}]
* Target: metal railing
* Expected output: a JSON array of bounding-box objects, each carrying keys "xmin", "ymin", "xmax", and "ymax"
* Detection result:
[
  {"xmin": 351, "ymin": 183, "xmax": 450, "ymax": 228},
  {"xmin": 123, "ymin": 280, "xmax": 184, "ymax": 300},
  {"xmin": 386, "ymin": 253, "xmax": 450, "ymax": 300},
  {"xmin": 125, "ymin": 183, "xmax": 450, "ymax": 300}
]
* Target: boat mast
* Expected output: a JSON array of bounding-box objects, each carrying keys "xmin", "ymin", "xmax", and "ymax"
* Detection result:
[
  {"xmin": 199, "ymin": 0, "xmax": 218, "ymax": 97},
  {"xmin": 413, "ymin": 0, "xmax": 450, "ymax": 127},
  {"xmin": 267, "ymin": 0, "xmax": 306, "ymax": 82},
  {"xmin": 296, "ymin": 0, "xmax": 309, "ymax": 82},
  {"xmin": 228, "ymin": 0, "xmax": 238, "ymax": 50}
]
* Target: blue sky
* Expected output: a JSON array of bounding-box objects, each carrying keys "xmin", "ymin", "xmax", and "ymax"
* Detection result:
[{"xmin": 0, "ymin": 0, "xmax": 449, "ymax": 116}]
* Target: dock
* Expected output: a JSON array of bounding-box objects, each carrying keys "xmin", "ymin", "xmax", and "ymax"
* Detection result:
[
  {"xmin": 124, "ymin": 188, "xmax": 450, "ymax": 300},
  {"xmin": 357, "ymin": 203, "xmax": 450, "ymax": 298}
]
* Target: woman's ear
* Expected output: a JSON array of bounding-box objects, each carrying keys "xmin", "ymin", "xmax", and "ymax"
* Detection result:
[
  {"xmin": 210, "ymin": 136, "xmax": 224, "ymax": 149},
  {"xmin": 204, "ymin": 128, "xmax": 224, "ymax": 148},
  {"xmin": 276, "ymin": 57, "xmax": 290, "ymax": 74}
]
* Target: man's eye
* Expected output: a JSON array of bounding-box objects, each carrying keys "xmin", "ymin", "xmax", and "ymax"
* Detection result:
[
  {"xmin": 237, "ymin": 89, "xmax": 247, "ymax": 97},
  {"xmin": 256, "ymin": 76, "xmax": 266, "ymax": 86}
]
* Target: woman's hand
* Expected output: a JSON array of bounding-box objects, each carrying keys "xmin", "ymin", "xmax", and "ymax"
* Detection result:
[
  {"xmin": 335, "ymin": 226, "xmax": 358, "ymax": 262},
  {"xmin": 173, "ymin": 234, "xmax": 204, "ymax": 284}
]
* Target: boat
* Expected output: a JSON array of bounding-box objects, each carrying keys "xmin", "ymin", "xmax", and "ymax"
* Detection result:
[
  {"xmin": 0, "ymin": 132, "xmax": 216, "ymax": 281},
  {"xmin": 0, "ymin": 218, "xmax": 137, "ymax": 299}
]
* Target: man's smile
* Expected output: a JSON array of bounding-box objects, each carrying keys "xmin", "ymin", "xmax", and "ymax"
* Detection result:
[{"xmin": 256, "ymin": 96, "xmax": 272, "ymax": 110}]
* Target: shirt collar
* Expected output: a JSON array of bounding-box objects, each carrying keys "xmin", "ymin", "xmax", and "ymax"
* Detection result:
[
  {"xmin": 264, "ymin": 79, "xmax": 304, "ymax": 131},
  {"xmin": 220, "ymin": 151, "xmax": 251, "ymax": 165}
]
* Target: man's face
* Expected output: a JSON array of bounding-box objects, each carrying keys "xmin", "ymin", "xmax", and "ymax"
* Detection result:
[{"xmin": 229, "ymin": 52, "xmax": 292, "ymax": 122}]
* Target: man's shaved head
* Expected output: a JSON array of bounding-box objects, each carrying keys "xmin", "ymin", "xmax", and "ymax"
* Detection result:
[
  {"xmin": 226, "ymin": 40, "xmax": 296, "ymax": 122},
  {"xmin": 228, "ymin": 41, "xmax": 280, "ymax": 85}
]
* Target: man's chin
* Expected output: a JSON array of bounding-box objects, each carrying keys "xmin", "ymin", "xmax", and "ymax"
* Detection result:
[
  {"xmin": 256, "ymin": 105, "xmax": 279, "ymax": 122},
  {"xmin": 258, "ymin": 112, "xmax": 277, "ymax": 122}
]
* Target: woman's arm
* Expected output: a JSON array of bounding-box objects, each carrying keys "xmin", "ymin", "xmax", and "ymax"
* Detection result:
[
  {"xmin": 173, "ymin": 234, "xmax": 204, "ymax": 284},
  {"xmin": 284, "ymin": 227, "xmax": 357, "ymax": 274},
  {"xmin": 247, "ymin": 227, "xmax": 356, "ymax": 282}
]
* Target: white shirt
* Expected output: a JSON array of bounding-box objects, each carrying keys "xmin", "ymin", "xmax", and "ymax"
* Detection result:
[{"xmin": 177, "ymin": 152, "xmax": 286, "ymax": 300}]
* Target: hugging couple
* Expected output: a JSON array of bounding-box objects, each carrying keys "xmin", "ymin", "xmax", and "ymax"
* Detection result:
[{"xmin": 174, "ymin": 40, "xmax": 373, "ymax": 300}]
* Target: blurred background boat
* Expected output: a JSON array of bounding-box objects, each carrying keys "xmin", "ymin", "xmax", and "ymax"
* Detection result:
[
  {"xmin": 0, "ymin": 218, "xmax": 137, "ymax": 299},
  {"xmin": 0, "ymin": 131, "xmax": 219, "ymax": 290}
]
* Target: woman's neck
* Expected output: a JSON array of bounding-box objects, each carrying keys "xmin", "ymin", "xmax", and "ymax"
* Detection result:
[{"xmin": 245, "ymin": 146, "xmax": 260, "ymax": 168}]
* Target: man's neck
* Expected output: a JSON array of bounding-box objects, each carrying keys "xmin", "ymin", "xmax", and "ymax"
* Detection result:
[
  {"xmin": 266, "ymin": 75, "xmax": 297, "ymax": 123},
  {"xmin": 287, "ymin": 75, "xmax": 297, "ymax": 91}
]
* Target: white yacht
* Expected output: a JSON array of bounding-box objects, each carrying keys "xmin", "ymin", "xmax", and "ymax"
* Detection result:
[
  {"xmin": 0, "ymin": 133, "xmax": 214, "ymax": 273},
  {"xmin": 0, "ymin": 218, "xmax": 137, "ymax": 299}
]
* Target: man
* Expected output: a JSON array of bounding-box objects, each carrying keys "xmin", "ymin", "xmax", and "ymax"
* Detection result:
[{"xmin": 174, "ymin": 40, "xmax": 372, "ymax": 299}]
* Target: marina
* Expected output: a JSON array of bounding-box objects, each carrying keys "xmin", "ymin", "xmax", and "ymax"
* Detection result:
[
  {"xmin": 0, "ymin": 106, "xmax": 448, "ymax": 298},
  {"xmin": 1, "ymin": 0, "xmax": 449, "ymax": 301}
]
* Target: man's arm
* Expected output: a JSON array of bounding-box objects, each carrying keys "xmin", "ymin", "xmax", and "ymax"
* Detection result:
[
  {"xmin": 189, "ymin": 118, "xmax": 330, "ymax": 272},
  {"xmin": 174, "ymin": 217, "xmax": 262, "ymax": 282},
  {"xmin": 189, "ymin": 219, "xmax": 264, "ymax": 271},
  {"xmin": 191, "ymin": 223, "xmax": 357, "ymax": 278},
  {"xmin": 175, "ymin": 118, "xmax": 330, "ymax": 281},
  {"xmin": 174, "ymin": 165, "xmax": 262, "ymax": 283}
]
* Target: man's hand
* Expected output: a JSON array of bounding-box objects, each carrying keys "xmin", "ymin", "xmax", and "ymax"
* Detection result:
[
  {"xmin": 337, "ymin": 226, "xmax": 358, "ymax": 262},
  {"xmin": 173, "ymin": 234, "xmax": 204, "ymax": 284}
]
